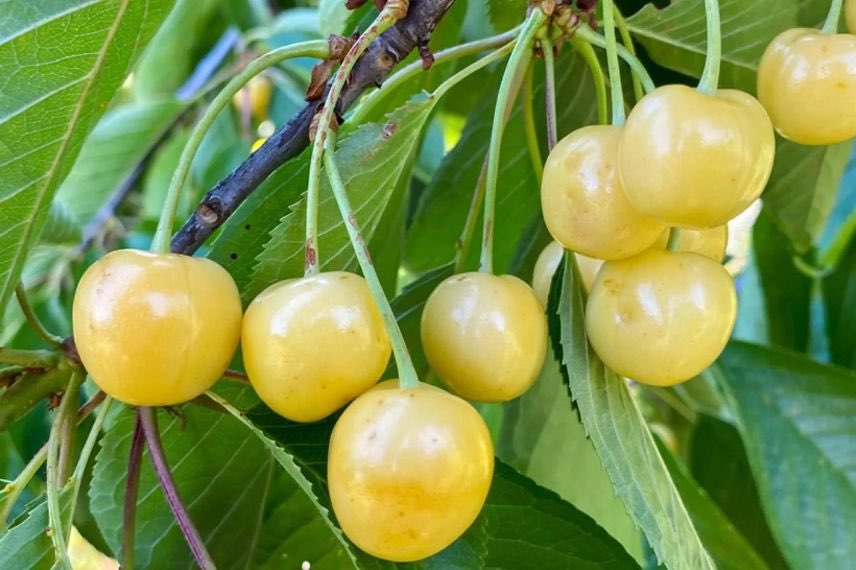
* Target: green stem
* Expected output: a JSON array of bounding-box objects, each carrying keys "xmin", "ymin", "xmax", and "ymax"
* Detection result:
[
  {"xmin": 541, "ymin": 36, "xmax": 558, "ymax": 150},
  {"xmin": 349, "ymin": 27, "xmax": 521, "ymax": 125},
  {"xmin": 305, "ymin": 8, "xmax": 403, "ymax": 276},
  {"xmin": 0, "ymin": 391, "xmax": 108, "ymax": 531},
  {"xmin": 614, "ymin": 9, "xmax": 644, "ymax": 102},
  {"xmin": 323, "ymin": 137, "xmax": 420, "ymax": 389},
  {"xmin": 480, "ymin": 9, "xmax": 546, "ymax": 274},
  {"xmin": 667, "ymin": 228, "xmax": 682, "ymax": 252},
  {"xmin": 522, "ymin": 68, "xmax": 544, "ymax": 183},
  {"xmin": 15, "ymin": 285, "xmax": 63, "ymax": 347},
  {"xmin": 576, "ymin": 25, "xmax": 655, "ymax": 95},
  {"xmin": 46, "ymin": 374, "xmax": 79, "ymax": 570},
  {"xmin": 602, "ymin": 0, "xmax": 625, "ymax": 125},
  {"xmin": 0, "ymin": 443, "xmax": 47, "ymax": 531},
  {"xmin": 150, "ymin": 40, "xmax": 330, "ymax": 253},
  {"xmin": 433, "ymin": 41, "xmax": 516, "ymax": 100},
  {"xmin": 56, "ymin": 372, "xmax": 82, "ymax": 484},
  {"xmin": 455, "ymin": 155, "xmax": 489, "ymax": 274},
  {"xmin": 571, "ymin": 34, "xmax": 609, "ymax": 125},
  {"xmin": 0, "ymin": 348, "xmax": 58, "ymax": 368},
  {"xmin": 698, "ymin": 0, "xmax": 722, "ymax": 95},
  {"xmin": 823, "ymin": 0, "xmax": 844, "ymax": 33},
  {"xmin": 69, "ymin": 395, "xmax": 111, "ymax": 513}
]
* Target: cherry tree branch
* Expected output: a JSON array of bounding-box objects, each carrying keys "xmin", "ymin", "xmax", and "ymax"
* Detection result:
[{"xmin": 170, "ymin": 0, "xmax": 456, "ymax": 255}]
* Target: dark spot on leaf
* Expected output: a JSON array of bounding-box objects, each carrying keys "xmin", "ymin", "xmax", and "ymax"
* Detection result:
[
  {"xmin": 230, "ymin": 253, "xmax": 238, "ymax": 260},
  {"xmin": 382, "ymin": 122, "xmax": 396, "ymax": 139}
]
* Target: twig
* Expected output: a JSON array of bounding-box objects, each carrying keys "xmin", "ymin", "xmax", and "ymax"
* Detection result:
[
  {"xmin": 138, "ymin": 407, "xmax": 215, "ymax": 570},
  {"xmin": 170, "ymin": 0, "xmax": 457, "ymax": 255},
  {"xmin": 123, "ymin": 413, "xmax": 145, "ymax": 570}
]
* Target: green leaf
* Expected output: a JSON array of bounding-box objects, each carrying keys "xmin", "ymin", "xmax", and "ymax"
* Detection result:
[
  {"xmin": 656, "ymin": 439, "xmax": 769, "ymax": 570},
  {"xmin": 251, "ymin": 472, "xmax": 353, "ymax": 569},
  {"xmin": 498, "ymin": 346, "xmax": 642, "ymax": 561},
  {"xmin": 627, "ymin": 0, "xmax": 829, "ymax": 92},
  {"xmin": 39, "ymin": 201, "xmax": 82, "ymax": 245},
  {"xmin": 0, "ymin": 499, "xmax": 54, "ymax": 569},
  {"xmin": 0, "ymin": 487, "xmax": 73, "ymax": 569},
  {"xmin": 555, "ymin": 256, "xmax": 715, "ymax": 570},
  {"xmin": 752, "ymin": 210, "xmax": 813, "ymax": 352},
  {"xmin": 0, "ymin": 0, "xmax": 173, "ymax": 311},
  {"xmin": 245, "ymin": 94, "xmax": 436, "ymax": 302},
  {"xmin": 404, "ymin": 49, "xmax": 597, "ymax": 275},
  {"xmin": 206, "ymin": 391, "xmax": 359, "ymax": 568},
  {"xmin": 487, "ymin": 0, "xmax": 527, "ymax": 32},
  {"xmin": 319, "ymin": 0, "xmax": 353, "ymax": 36},
  {"xmin": 56, "ymin": 99, "xmax": 185, "ymax": 226},
  {"xmin": 89, "ymin": 396, "xmax": 297, "ymax": 569},
  {"xmin": 132, "ymin": 0, "xmax": 223, "ymax": 100},
  {"xmin": 762, "ymin": 138, "xmax": 851, "ymax": 253},
  {"xmin": 823, "ymin": 229, "xmax": 856, "ymax": 369},
  {"xmin": 243, "ymin": 404, "xmax": 639, "ymax": 569},
  {"xmin": 689, "ymin": 415, "xmax": 790, "ymax": 569},
  {"xmin": 718, "ymin": 342, "xmax": 856, "ymax": 570}
]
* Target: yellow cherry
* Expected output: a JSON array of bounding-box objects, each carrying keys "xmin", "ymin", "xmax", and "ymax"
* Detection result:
[
  {"xmin": 72, "ymin": 249, "xmax": 242, "ymax": 406},
  {"xmin": 618, "ymin": 84, "xmax": 775, "ymax": 228},
  {"xmin": 541, "ymin": 125, "xmax": 665, "ymax": 260},
  {"xmin": 532, "ymin": 241, "xmax": 603, "ymax": 305},
  {"xmin": 421, "ymin": 272, "xmax": 547, "ymax": 402},
  {"xmin": 652, "ymin": 226, "xmax": 728, "ymax": 262},
  {"xmin": 758, "ymin": 28, "xmax": 856, "ymax": 145},
  {"xmin": 585, "ymin": 249, "xmax": 737, "ymax": 386},
  {"xmin": 232, "ymin": 75, "xmax": 272, "ymax": 122},
  {"xmin": 328, "ymin": 380, "xmax": 494, "ymax": 562},
  {"xmin": 242, "ymin": 272, "xmax": 391, "ymax": 423}
]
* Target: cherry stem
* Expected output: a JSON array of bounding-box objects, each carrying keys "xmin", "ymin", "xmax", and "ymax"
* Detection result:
[
  {"xmin": 576, "ymin": 25, "xmax": 655, "ymax": 95},
  {"xmin": 323, "ymin": 137, "xmax": 421, "ymax": 389},
  {"xmin": 150, "ymin": 40, "xmax": 331, "ymax": 254},
  {"xmin": 455, "ymin": 155, "xmax": 489, "ymax": 273},
  {"xmin": 0, "ymin": 392, "xmax": 110, "ymax": 531},
  {"xmin": 523, "ymin": 69, "xmax": 544, "ymax": 183},
  {"xmin": 480, "ymin": 9, "xmax": 546, "ymax": 274},
  {"xmin": 614, "ymin": 8, "xmax": 644, "ymax": 102},
  {"xmin": 667, "ymin": 228, "xmax": 682, "ymax": 252},
  {"xmin": 697, "ymin": 0, "xmax": 722, "ymax": 95},
  {"xmin": 823, "ymin": 0, "xmax": 844, "ymax": 33},
  {"xmin": 123, "ymin": 413, "xmax": 144, "ymax": 570},
  {"xmin": 56, "ymin": 374, "xmax": 82, "ymax": 484},
  {"xmin": 46, "ymin": 373, "xmax": 81, "ymax": 570},
  {"xmin": 349, "ymin": 26, "xmax": 521, "ymax": 125},
  {"xmin": 602, "ymin": 0, "xmax": 625, "ymax": 125},
  {"xmin": 571, "ymin": 35, "xmax": 609, "ymax": 125},
  {"xmin": 541, "ymin": 36, "xmax": 558, "ymax": 150},
  {"xmin": 139, "ymin": 407, "xmax": 216, "ymax": 570},
  {"xmin": 15, "ymin": 284, "xmax": 63, "ymax": 347},
  {"xmin": 305, "ymin": 7, "xmax": 405, "ymax": 277}
]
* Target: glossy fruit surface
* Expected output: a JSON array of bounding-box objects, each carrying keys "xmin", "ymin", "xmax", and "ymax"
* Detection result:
[
  {"xmin": 619, "ymin": 84, "xmax": 775, "ymax": 228},
  {"xmin": 652, "ymin": 226, "xmax": 728, "ymax": 262},
  {"xmin": 328, "ymin": 380, "xmax": 494, "ymax": 562},
  {"xmin": 72, "ymin": 249, "xmax": 242, "ymax": 406},
  {"xmin": 541, "ymin": 125, "xmax": 665, "ymax": 259},
  {"xmin": 585, "ymin": 249, "xmax": 737, "ymax": 386},
  {"xmin": 242, "ymin": 272, "xmax": 390, "ymax": 422},
  {"xmin": 421, "ymin": 272, "xmax": 547, "ymax": 402},
  {"xmin": 532, "ymin": 241, "xmax": 603, "ymax": 305},
  {"xmin": 758, "ymin": 28, "xmax": 856, "ymax": 145}
]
